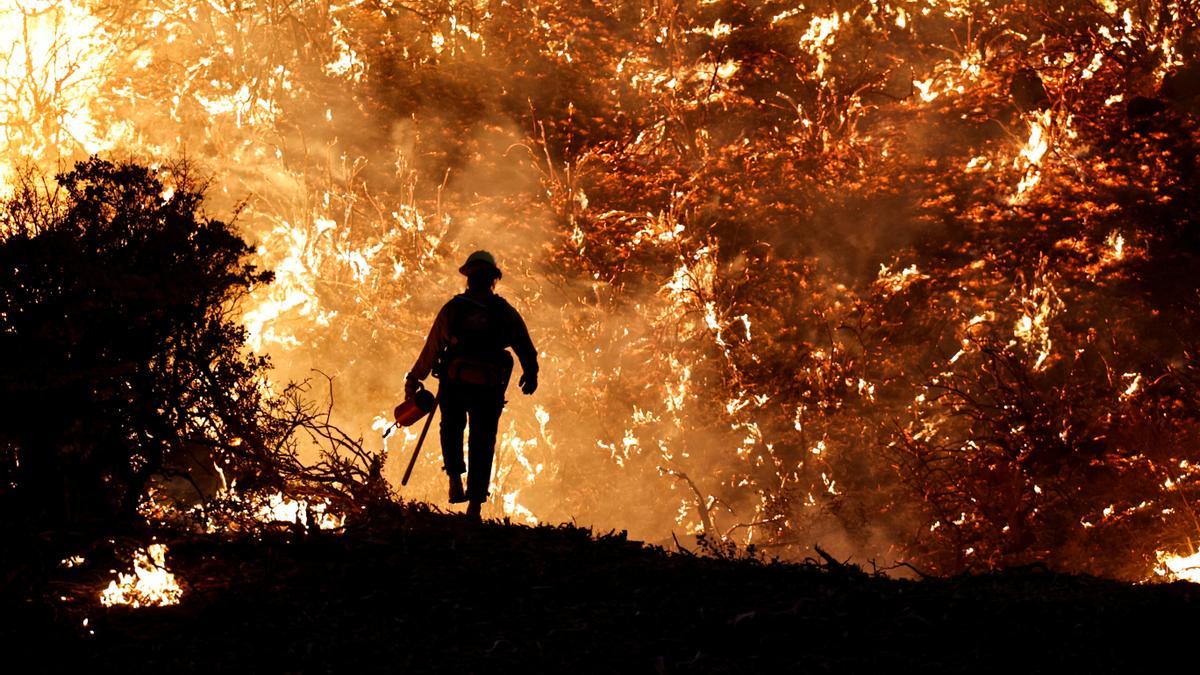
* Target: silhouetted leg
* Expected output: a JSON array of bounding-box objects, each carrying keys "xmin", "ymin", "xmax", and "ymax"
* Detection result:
[
  {"xmin": 465, "ymin": 388, "xmax": 504, "ymax": 503},
  {"xmin": 439, "ymin": 383, "xmax": 467, "ymax": 476}
]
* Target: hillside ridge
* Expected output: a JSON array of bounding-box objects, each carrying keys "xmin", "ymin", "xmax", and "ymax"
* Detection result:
[{"xmin": 6, "ymin": 504, "xmax": 1197, "ymax": 673}]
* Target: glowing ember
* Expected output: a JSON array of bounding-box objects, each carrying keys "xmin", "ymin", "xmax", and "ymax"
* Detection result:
[{"xmin": 99, "ymin": 544, "xmax": 183, "ymax": 608}]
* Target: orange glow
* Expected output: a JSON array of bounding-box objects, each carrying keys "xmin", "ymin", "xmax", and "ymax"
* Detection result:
[{"xmin": 3, "ymin": 0, "xmax": 1197, "ymax": 581}]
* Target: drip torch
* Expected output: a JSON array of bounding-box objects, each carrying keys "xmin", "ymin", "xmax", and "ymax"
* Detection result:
[{"xmin": 380, "ymin": 382, "xmax": 439, "ymax": 486}]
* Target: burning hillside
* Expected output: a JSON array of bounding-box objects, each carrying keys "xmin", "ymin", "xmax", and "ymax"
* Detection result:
[{"xmin": 2, "ymin": 0, "xmax": 1199, "ymax": 580}]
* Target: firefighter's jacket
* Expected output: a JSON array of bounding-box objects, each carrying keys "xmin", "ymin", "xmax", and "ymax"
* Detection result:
[{"xmin": 408, "ymin": 290, "xmax": 538, "ymax": 385}]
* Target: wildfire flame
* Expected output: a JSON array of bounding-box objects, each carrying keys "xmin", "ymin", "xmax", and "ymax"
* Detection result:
[
  {"xmin": 3, "ymin": 0, "xmax": 1198, "ymax": 580},
  {"xmin": 99, "ymin": 544, "xmax": 183, "ymax": 608},
  {"xmin": 255, "ymin": 492, "xmax": 345, "ymax": 531},
  {"xmin": 1154, "ymin": 550, "xmax": 1200, "ymax": 584},
  {"xmin": 1012, "ymin": 110, "xmax": 1054, "ymax": 202},
  {"xmin": 0, "ymin": 0, "xmax": 125, "ymax": 191}
]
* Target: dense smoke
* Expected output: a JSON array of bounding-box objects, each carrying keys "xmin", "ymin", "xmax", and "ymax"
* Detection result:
[{"xmin": 3, "ymin": 0, "xmax": 1199, "ymax": 579}]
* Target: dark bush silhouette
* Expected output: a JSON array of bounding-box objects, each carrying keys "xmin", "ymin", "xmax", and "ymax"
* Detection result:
[{"xmin": 0, "ymin": 158, "xmax": 276, "ymax": 529}]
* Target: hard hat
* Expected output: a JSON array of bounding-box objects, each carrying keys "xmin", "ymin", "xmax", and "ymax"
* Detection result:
[{"xmin": 458, "ymin": 250, "xmax": 502, "ymax": 279}]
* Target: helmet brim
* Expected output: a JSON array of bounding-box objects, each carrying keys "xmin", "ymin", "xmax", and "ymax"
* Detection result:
[{"xmin": 459, "ymin": 260, "xmax": 502, "ymax": 279}]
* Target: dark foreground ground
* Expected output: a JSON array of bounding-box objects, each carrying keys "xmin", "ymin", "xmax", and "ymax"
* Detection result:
[{"xmin": 3, "ymin": 504, "xmax": 1197, "ymax": 673}]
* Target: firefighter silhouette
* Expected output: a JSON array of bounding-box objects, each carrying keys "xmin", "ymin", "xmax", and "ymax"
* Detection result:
[{"xmin": 406, "ymin": 250, "xmax": 538, "ymax": 519}]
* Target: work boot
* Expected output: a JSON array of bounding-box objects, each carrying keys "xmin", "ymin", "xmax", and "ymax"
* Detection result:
[
  {"xmin": 465, "ymin": 501, "xmax": 482, "ymax": 521},
  {"xmin": 448, "ymin": 474, "xmax": 468, "ymax": 503}
]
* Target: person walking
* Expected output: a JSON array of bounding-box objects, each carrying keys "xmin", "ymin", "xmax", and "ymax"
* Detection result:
[{"xmin": 405, "ymin": 251, "xmax": 538, "ymax": 519}]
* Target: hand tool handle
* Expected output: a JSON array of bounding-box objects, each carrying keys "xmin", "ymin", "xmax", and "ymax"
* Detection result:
[{"xmin": 401, "ymin": 396, "xmax": 438, "ymax": 486}]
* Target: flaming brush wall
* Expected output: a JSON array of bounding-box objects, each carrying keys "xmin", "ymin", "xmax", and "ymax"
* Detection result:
[{"xmin": 2, "ymin": 0, "xmax": 1198, "ymax": 579}]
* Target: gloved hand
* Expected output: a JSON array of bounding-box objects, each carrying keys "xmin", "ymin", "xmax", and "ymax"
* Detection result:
[
  {"xmin": 404, "ymin": 374, "xmax": 421, "ymax": 400},
  {"xmin": 519, "ymin": 372, "xmax": 538, "ymax": 395}
]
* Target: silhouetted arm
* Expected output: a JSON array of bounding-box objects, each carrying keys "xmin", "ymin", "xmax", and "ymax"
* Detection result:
[
  {"xmin": 408, "ymin": 304, "xmax": 451, "ymax": 382},
  {"xmin": 508, "ymin": 306, "xmax": 538, "ymax": 377}
]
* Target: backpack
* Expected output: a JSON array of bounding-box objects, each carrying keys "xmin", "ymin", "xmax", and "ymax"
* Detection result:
[{"xmin": 441, "ymin": 295, "xmax": 514, "ymax": 388}]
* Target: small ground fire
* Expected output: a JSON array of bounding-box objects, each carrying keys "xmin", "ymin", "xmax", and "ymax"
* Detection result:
[{"xmin": 99, "ymin": 544, "xmax": 182, "ymax": 609}]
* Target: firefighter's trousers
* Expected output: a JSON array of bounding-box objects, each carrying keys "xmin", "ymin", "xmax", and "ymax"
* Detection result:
[{"xmin": 439, "ymin": 379, "xmax": 505, "ymax": 502}]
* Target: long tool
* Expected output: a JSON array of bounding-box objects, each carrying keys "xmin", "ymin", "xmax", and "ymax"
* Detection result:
[{"xmin": 401, "ymin": 395, "xmax": 439, "ymax": 486}]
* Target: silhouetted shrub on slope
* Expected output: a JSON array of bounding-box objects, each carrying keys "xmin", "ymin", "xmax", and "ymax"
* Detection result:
[{"xmin": 0, "ymin": 158, "xmax": 275, "ymax": 529}]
